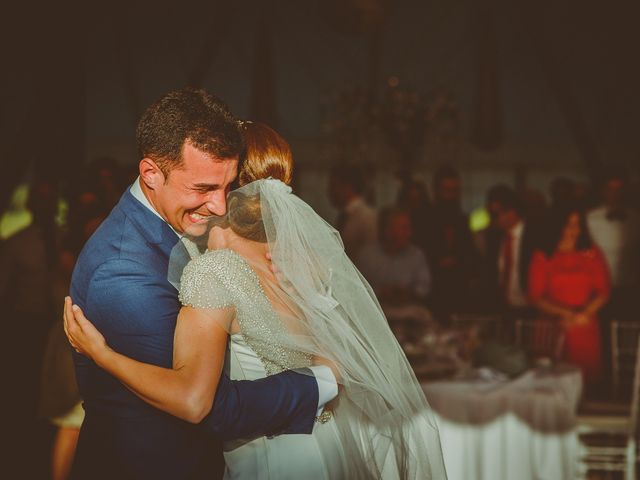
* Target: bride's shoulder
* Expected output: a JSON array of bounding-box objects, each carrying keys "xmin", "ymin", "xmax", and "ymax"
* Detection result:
[
  {"xmin": 179, "ymin": 249, "xmax": 244, "ymax": 308},
  {"xmin": 182, "ymin": 248, "xmax": 243, "ymax": 278}
]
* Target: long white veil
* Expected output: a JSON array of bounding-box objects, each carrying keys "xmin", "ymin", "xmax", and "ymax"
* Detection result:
[{"xmin": 170, "ymin": 178, "xmax": 446, "ymax": 479}]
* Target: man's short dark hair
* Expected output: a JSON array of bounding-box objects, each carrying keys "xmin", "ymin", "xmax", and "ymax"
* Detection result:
[
  {"xmin": 378, "ymin": 206, "xmax": 410, "ymax": 238},
  {"xmin": 601, "ymin": 166, "xmax": 627, "ymax": 185},
  {"xmin": 487, "ymin": 183, "xmax": 522, "ymax": 215},
  {"xmin": 136, "ymin": 88, "xmax": 244, "ymax": 175},
  {"xmin": 330, "ymin": 164, "xmax": 366, "ymax": 194},
  {"xmin": 433, "ymin": 165, "xmax": 460, "ymax": 187}
]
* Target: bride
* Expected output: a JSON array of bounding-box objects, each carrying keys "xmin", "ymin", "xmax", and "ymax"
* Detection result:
[{"xmin": 64, "ymin": 122, "xmax": 446, "ymax": 479}]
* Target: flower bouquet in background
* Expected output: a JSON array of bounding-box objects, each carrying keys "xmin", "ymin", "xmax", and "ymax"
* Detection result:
[
  {"xmin": 320, "ymin": 86, "xmax": 381, "ymax": 165},
  {"xmin": 320, "ymin": 81, "xmax": 460, "ymax": 170}
]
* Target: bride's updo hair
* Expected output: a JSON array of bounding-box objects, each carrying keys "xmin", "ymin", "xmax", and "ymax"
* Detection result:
[
  {"xmin": 228, "ymin": 122, "xmax": 293, "ymax": 242},
  {"xmin": 238, "ymin": 121, "xmax": 293, "ymax": 186}
]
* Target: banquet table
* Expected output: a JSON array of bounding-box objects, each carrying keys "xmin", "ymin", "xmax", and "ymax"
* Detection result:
[{"xmin": 422, "ymin": 365, "xmax": 583, "ymax": 480}]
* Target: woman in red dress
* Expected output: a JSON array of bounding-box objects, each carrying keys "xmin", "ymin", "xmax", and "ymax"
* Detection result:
[{"xmin": 528, "ymin": 207, "xmax": 610, "ymax": 386}]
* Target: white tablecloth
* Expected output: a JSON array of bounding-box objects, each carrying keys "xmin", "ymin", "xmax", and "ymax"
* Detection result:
[{"xmin": 422, "ymin": 365, "xmax": 583, "ymax": 480}]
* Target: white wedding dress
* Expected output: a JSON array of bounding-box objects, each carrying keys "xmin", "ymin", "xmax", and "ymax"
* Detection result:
[
  {"xmin": 175, "ymin": 178, "xmax": 447, "ymax": 479},
  {"xmin": 180, "ymin": 249, "xmax": 348, "ymax": 480}
]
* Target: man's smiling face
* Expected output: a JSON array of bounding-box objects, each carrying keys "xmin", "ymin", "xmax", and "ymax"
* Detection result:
[{"xmin": 143, "ymin": 142, "xmax": 239, "ymax": 235}]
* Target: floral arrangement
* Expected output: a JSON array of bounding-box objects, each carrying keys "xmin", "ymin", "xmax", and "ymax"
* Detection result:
[{"xmin": 321, "ymin": 81, "xmax": 460, "ymax": 168}]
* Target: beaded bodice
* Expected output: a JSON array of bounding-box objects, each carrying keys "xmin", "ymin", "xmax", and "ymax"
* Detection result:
[{"xmin": 179, "ymin": 249, "xmax": 312, "ymax": 375}]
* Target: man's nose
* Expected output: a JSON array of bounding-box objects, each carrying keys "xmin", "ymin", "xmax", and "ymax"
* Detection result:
[{"xmin": 204, "ymin": 190, "xmax": 227, "ymax": 216}]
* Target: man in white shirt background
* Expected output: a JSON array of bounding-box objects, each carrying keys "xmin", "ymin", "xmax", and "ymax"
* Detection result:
[
  {"xmin": 587, "ymin": 170, "xmax": 640, "ymax": 321},
  {"xmin": 587, "ymin": 170, "xmax": 640, "ymax": 380}
]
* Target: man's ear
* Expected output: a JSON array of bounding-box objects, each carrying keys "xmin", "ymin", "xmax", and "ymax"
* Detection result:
[{"xmin": 139, "ymin": 158, "xmax": 165, "ymax": 190}]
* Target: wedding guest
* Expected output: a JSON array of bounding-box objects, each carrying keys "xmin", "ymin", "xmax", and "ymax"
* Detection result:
[
  {"xmin": 328, "ymin": 165, "xmax": 377, "ymax": 259},
  {"xmin": 586, "ymin": 170, "xmax": 640, "ymax": 381},
  {"xmin": 520, "ymin": 187, "xmax": 548, "ymax": 224},
  {"xmin": 473, "ymin": 184, "xmax": 508, "ymax": 311},
  {"xmin": 423, "ymin": 165, "xmax": 477, "ymax": 317},
  {"xmin": 356, "ymin": 207, "xmax": 431, "ymax": 303},
  {"xmin": 397, "ymin": 178, "xmax": 431, "ymax": 255},
  {"xmin": 40, "ymin": 313, "xmax": 84, "ymax": 480},
  {"xmin": 485, "ymin": 184, "xmax": 541, "ymax": 318},
  {"xmin": 39, "ymin": 198, "xmax": 108, "ymax": 480},
  {"xmin": 0, "ymin": 179, "xmax": 60, "ymax": 477},
  {"xmin": 587, "ymin": 170, "xmax": 640, "ymax": 320},
  {"xmin": 63, "ymin": 188, "xmax": 108, "ymax": 256},
  {"xmin": 528, "ymin": 206, "xmax": 610, "ymax": 388},
  {"xmin": 549, "ymin": 176, "xmax": 577, "ymax": 210},
  {"xmin": 85, "ymin": 157, "xmax": 125, "ymax": 211},
  {"xmin": 573, "ymin": 182, "xmax": 592, "ymax": 211}
]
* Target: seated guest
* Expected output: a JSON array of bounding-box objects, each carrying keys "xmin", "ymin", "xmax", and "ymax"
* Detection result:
[
  {"xmin": 356, "ymin": 207, "xmax": 431, "ymax": 304},
  {"xmin": 528, "ymin": 206, "xmax": 610, "ymax": 388},
  {"xmin": 328, "ymin": 165, "xmax": 377, "ymax": 259}
]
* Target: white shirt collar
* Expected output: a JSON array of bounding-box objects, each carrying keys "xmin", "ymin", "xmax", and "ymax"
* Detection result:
[{"xmin": 130, "ymin": 176, "xmax": 181, "ymax": 237}]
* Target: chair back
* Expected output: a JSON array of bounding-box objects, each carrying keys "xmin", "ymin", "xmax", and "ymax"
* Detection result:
[
  {"xmin": 515, "ymin": 318, "xmax": 565, "ymax": 361},
  {"xmin": 450, "ymin": 313, "xmax": 504, "ymax": 340},
  {"xmin": 628, "ymin": 337, "xmax": 640, "ymax": 437},
  {"xmin": 611, "ymin": 321, "xmax": 640, "ymax": 399}
]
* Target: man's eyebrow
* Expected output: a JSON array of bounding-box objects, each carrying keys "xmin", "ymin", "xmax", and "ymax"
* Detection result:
[{"xmin": 191, "ymin": 183, "xmax": 219, "ymax": 189}]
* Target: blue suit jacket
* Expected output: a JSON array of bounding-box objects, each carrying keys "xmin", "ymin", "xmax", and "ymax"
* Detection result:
[{"xmin": 69, "ymin": 189, "xmax": 318, "ymax": 480}]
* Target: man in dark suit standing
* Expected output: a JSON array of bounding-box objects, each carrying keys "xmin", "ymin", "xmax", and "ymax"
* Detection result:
[
  {"xmin": 483, "ymin": 184, "xmax": 541, "ymax": 321},
  {"xmin": 423, "ymin": 165, "xmax": 478, "ymax": 318},
  {"xmin": 68, "ymin": 89, "xmax": 336, "ymax": 479}
]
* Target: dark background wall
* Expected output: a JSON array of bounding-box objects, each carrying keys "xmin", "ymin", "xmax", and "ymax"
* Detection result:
[{"xmin": 2, "ymin": 0, "xmax": 638, "ymax": 217}]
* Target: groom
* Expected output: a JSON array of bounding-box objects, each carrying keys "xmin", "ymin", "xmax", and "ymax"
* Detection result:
[{"xmin": 68, "ymin": 88, "xmax": 337, "ymax": 479}]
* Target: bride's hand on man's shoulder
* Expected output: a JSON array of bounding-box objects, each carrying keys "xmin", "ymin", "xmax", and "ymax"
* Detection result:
[{"xmin": 63, "ymin": 296, "xmax": 109, "ymax": 363}]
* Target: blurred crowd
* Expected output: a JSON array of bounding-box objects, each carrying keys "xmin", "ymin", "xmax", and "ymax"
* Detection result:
[
  {"xmin": 0, "ymin": 158, "xmax": 136, "ymax": 479},
  {"xmin": 1, "ymin": 158, "xmax": 639, "ymax": 478},
  {"xmin": 329, "ymin": 164, "xmax": 640, "ymax": 390}
]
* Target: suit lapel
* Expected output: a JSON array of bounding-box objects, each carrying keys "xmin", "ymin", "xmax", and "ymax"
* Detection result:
[
  {"xmin": 116, "ymin": 189, "xmax": 180, "ymax": 257},
  {"xmin": 158, "ymin": 221, "xmax": 180, "ymax": 259}
]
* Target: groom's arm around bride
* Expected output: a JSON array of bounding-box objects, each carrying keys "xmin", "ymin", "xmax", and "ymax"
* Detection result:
[
  {"xmin": 67, "ymin": 87, "xmax": 336, "ymax": 480},
  {"xmin": 69, "ymin": 216, "xmax": 330, "ymax": 480}
]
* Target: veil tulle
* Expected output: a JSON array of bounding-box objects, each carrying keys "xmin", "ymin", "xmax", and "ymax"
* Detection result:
[{"xmin": 170, "ymin": 178, "xmax": 446, "ymax": 479}]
